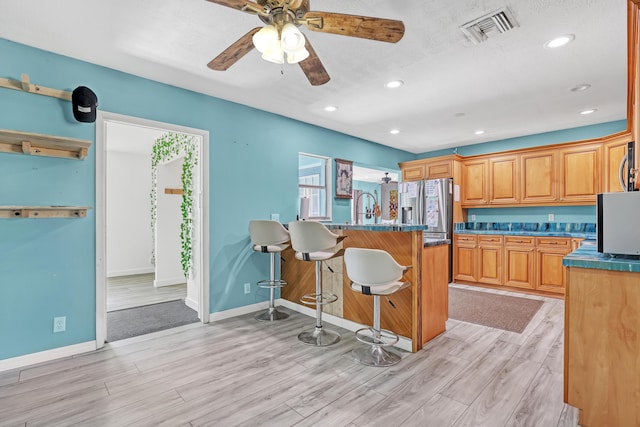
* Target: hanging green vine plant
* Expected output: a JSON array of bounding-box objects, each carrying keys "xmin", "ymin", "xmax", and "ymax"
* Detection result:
[{"xmin": 150, "ymin": 132, "xmax": 198, "ymax": 279}]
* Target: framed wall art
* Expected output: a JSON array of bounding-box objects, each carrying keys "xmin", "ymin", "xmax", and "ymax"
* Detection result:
[{"xmin": 335, "ymin": 158, "xmax": 353, "ymax": 199}]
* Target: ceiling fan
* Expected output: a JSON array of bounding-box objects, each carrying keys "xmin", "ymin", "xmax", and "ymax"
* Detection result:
[{"xmin": 205, "ymin": 0, "xmax": 405, "ymax": 86}]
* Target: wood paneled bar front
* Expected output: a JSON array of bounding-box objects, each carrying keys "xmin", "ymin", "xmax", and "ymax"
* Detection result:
[{"xmin": 280, "ymin": 224, "xmax": 449, "ymax": 353}]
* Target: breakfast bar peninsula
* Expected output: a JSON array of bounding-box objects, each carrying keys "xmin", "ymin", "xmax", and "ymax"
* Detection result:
[{"xmin": 281, "ymin": 224, "xmax": 449, "ymax": 352}]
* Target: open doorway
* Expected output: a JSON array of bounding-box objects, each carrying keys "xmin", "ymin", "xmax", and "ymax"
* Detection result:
[{"xmin": 95, "ymin": 111, "xmax": 209, "ymax": 347}]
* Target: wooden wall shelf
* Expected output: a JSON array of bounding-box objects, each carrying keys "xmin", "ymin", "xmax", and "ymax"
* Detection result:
[
  {"xmin": 164, "ymin": 188, "xmax": 184, "ymax": 195},
  {"xmin": 0, "ymin": 206, "xmax": 91, "ymax": 219},
  {"xmin": 0, "ymin": 73, "xmax": 72, "ymax": 101},
  {"xmin": 0, "ymin": 129, "xmax": 91, "ymax": 160}
]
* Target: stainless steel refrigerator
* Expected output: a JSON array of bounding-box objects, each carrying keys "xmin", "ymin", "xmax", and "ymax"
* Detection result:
[{"xmin": 400, "ymin": 177, "xmax": 454, "ymax": 281}]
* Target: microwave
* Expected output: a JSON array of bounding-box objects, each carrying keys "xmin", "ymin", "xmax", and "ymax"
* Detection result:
[{"xmin": 597, "ymin": 192, "xmax": 640, "ymax": 255}]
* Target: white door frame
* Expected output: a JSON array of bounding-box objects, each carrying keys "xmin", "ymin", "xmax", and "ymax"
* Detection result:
[{"xmin": 95, "ymin": 111, "xmax": 210, "ymax": 348}]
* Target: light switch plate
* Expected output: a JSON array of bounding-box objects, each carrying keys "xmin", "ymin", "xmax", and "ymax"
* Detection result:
[
  {"xmin": 271, "ymin": 213, "xmax": 280, "ymax": 222},
  {"xmin": 548, "ymin": 213, "xmax": 555, "ymax": 221}
]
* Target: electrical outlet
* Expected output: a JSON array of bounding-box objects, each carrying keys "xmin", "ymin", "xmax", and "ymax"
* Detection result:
[
  {"xmin": 271, "ymin": 213, "xmax": 280, "ymax": 222},
  {"xmin": 471, "ymin": 214, "xmax": 476, "ymax": 221},
  {"xmin": 53, "ymin": 316, "xmax": 66, "ymax": 333},
  {"xmin": 244, "ymin": 282, "xmax": 251, "ymax": 294},
  {"xmin": 548, "ymin": 213, "xmax": 555, "ymax": 221}
]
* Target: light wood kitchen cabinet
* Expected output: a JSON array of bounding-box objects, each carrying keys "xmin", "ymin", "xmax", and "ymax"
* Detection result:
[
  {"xmin": 424, "ymin": 158, "xmax": 453, "ymax": 179},
  {"xmin": 571, "ymin": 238, "xmax": 583, "ymax": 251},
  {"xmin": 535, "ymin": 237, "xmax": 571, "ymax": 294},
  {"xmin": 521, "ymin": 149, "xmax": 557, "ymax": 204},
  {"xmin": 402, "ymin": 164, "xmax": 425, "ymax": 182},
  {"xmin": 489, "ymin": 155, "xmax": 519, "ymax": 204},
  {"xmin": 461, "ymin": 159, "xmax": 488, "ymax": 206},
  {"xmin": 503, "ymin": 236, "xmax": 535, "ymax": 290},
  {"xmin": 453, "ymin": 234, "xmax": 477, "ymax": 282},
  {"xmin": 477, "ymin": 235, "xmax": 503, "ymax": 285},
  {"xmin": 603, "ymin": 134, "xmax": 632, "ymax": 192},
  {"xmin": 559, "ymin": 143, "xmax": 602, "ymax": 203}
]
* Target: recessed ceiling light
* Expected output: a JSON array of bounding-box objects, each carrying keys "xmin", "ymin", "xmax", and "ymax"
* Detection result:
[
  {"xmin": 580, "ymin": 108, "xmax": 597, "ymax": 115},
  {"xmin": 570, "ymin": 83, "xmax": 591, "ymax": 92},
  {"xmin": 475, "ymin": 130, "xmax": 485, "ymax": 135},
  {"xmin": 385, "ymin": 80, "xmax": 404, "ymax": 89},
  {"xmin": 324, "ymin": 105, "xmax": 338, "ymax": 112},
  {"xmin": 544, "ymin": 34, "xmax": 575, "ymax": 49},
  {"xmin": 390, "ymin": 129, "xmax": 400, "ymax": 135}
]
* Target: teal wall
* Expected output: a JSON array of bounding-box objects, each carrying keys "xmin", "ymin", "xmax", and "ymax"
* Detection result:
[
  {"xmin": 467, "ymin": 206, "xmax": 596, "ymax": 224},
  {"xmin": 0, "ymin": 38, "xmax": 414, "ymax": 360},
  {"xmin": 417, "ymin": 120, "xmax": 627, "ymax": 224},
  {"xmin": 417, "ymin": 120, "xmax": 627, "ymax": 159}
]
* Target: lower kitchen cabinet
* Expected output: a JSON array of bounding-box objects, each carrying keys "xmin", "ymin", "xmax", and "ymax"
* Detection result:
[
  {"xmin": 454, "ymin": 233, "xmax": 574, "ymax": 296},
  {"xmin": 453, "ymin": 234, "xmax": 477, "ymax": 282},
  {"xmin": 477, "ymin": 235, "xmax": 503, "ymax": 285},
  {"xmin": 504, "ymin": 239, "xmax": 535, "ymax": 290},
  {"xmin": 535, "ymin": 237, "xmax": 572, "ymax": 294}
]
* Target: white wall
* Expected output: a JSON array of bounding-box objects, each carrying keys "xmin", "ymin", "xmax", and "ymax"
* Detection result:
[
  {"xmin": 155, "ymin": 157, "xmax": 185, "ymax": 287},
  {"xmin": 106, "ymin": 151, "xmax": 154, "ymax": 277}
]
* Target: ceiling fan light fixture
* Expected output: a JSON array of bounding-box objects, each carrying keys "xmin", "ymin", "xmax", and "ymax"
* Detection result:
[
  {"xmin": 262, "ymin": 46, "xmax": 284, "ymax": 64},
  {"xmin": 286, "ymin": 47, "xmax": 309, "ymax": 64},
  {"xmin": 252, "ymin": 25, "xmax": 279, "ymax": 54},
  {"xmin": 281, "ymin": 23, "xmax": 305, "ymax": 51}
]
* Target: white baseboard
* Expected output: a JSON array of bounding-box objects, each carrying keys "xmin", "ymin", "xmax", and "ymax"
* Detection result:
[
  {"xmin": 184, "ymin": 297, "xmax": 198, "ymax": 312},
  {"xmin": 106, "ymin": 267, "xmax": 154, "ymax": 278},
  {"xmin": 208, "ymin": 301, "xmax": 270, "ymax": 322},
  {"xmin": 276, "ymin": 299, "xmax": 413, "ymax": 352},
  {"xmin": 0, "ymin": 341, "xmax": 97, "ymax": 373},
  {"xmin": 154, "ymin": 277, "xmax": 185, "ymax": 287}
]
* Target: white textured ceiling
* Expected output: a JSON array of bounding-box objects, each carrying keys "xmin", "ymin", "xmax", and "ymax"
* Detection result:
[{"xmin": 0, "ymin": 0, "xmax": 627, "ymax": 154}]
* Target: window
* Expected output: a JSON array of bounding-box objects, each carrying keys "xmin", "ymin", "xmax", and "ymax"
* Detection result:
[{"xmin": 298, "ymin": 153, "xmax": 331, "ymax": 220}]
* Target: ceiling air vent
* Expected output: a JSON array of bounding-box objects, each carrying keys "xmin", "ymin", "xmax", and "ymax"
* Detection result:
[{"xmin": 460, "ymin": 7, "xmax": 519, "ymax": 45}]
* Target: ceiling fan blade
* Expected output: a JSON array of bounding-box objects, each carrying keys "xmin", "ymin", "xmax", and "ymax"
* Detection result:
[
  {"xmin": 301, "ymin": 12, "xmax": 405, "ymax": 43},
  {"xmin": 207, "ymin": 27, "xmax": 261, "ymax": 71},
  {"xmin": 205, "ymin": 0, "xmax": 265, "ymax": 15},
  {"xmin": 205, "ymin": 0, "xmax": 250, "ymax": 10},
  {"xmin": 298, "ymin": 39, "xmax": 330, "ymax": 86}
]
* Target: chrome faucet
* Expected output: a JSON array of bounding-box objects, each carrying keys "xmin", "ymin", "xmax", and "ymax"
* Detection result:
[{"xmin": 355, "ymin": 190, "xmax": 379, "ymax": 225}]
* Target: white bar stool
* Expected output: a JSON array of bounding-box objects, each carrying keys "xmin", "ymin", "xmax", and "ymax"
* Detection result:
[
  {"xmin": 344, "ymin": 247, "xmax": 411, "ymax": 366},
  {"xmin": 288, "ymin": 220, "xmax": 346, "ymax": 346},
  {"xmin": 249, "ymin": 220, "xmax": 291, "ymax": 322}
]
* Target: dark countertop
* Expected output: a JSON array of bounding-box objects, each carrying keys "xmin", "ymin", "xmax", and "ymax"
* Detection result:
[
  {"xmin": 424, "ymin": 238, "xmax": 450, "ymax": 248},
  {"xmin": 454, "ymin": 221, "xmax": 596, "ymax": 239},
  {"xmin": 563, "ymin": 240, "xmax": 640, "ymax": 272},
  {"xmin": 454, "ymin": 229, "xmax": 596, "ymax": 239},
  {"xmin": 325, "ymin": 223, "xmax": 428, "ymax": 232}
]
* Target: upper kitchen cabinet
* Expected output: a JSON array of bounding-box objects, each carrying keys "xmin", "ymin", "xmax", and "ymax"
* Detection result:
[
  {"xmin": 489, "ymin": 155, "xmax": 520, "ymax": 204},
  {"xmin": 424, "ymin": 156, "xmax": 457, "ymax": 179},
  {"xmin": 603, "ymin": 133, "xmax": 633, "ymax": 192},
  {"xmin": 401, "ymin": 163, "xmax": 425, "ymax": 182},
  {"xmin": 521, "ymin": 149, "xmax": 558, "ymax": 204},
  {"xmin": 461, "ymin": 159, "xmax": 489, "ymax": 206},
  {"xmin": 399, "ymin": 155, "xmax": 460, "ymax": 182},
  {"xmin": 559, "ymin": 143, "xmax": 602, "ymax": 203}
]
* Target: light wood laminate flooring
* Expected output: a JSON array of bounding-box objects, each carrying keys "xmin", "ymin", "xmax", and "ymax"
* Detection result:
[
  {"xmin": 0, "ymin": 285, "xmax": 578, "ymax": 426},
  {"xmin": 107, "ymin": 273, "xmax": 187, "ymax": 312}
]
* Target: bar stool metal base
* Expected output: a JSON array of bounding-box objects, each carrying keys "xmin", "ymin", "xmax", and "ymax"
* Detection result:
[
  {"xmin": 352, "ymin": 345, "xmax": 401, "ymax": 367},
  {"xmin": 255, "ymin": 307, "xmax": 289, "ymax": 322},
  {"xmin": 298, "ymin": 327, "xmax": 341, "ymax": 347}
]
